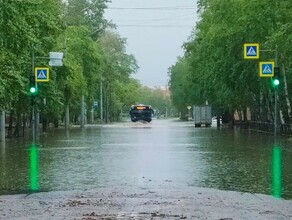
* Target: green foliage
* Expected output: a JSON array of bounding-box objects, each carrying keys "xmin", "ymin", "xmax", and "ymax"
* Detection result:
[
  {"xmin": 169, "ymin": 57, "xmax": 195, "ymax": 113},
  {"xmin": 64, "ymin": 0, "xmax": 109, "ymax": 40},
  {"xmin": 136, "ymin": 86, "xmax": 174, "ymax": 117},
  {"xmin": 0, "ymin": 0, "xmax": 63, "ymax": 118},
  {"xmin": 0, "ymin": 0, "xmax": 142, "ymax": 127},
  {"xmin": 97, "ymin": 30, "xmax": 139, "ymax": 121},
  {"xmin": 169, "ymin": 0, "xmax": 292, "ymax": 122}
]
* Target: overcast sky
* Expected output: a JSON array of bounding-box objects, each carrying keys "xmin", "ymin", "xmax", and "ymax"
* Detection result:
[{"xmin": 104, "ymin": 0, "xmax": 198, "ymax": 87}]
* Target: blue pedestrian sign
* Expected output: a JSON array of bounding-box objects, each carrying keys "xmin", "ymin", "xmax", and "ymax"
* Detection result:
[
  {"xmin": 244, "ymin": 43, "xmax": 259, "ymax": 59},
  {"xmin": 259, "ymin": 62, "xmax": 274, "ymax": 77},
  {"xmin": 35, "ymin": 67, "xmax": 49, "ymax": 82}
]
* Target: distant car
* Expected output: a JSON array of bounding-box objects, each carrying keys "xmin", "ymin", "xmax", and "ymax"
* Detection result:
[{"xmin": 129, "ymin": 104, "xmax": 154, "ymax": 122}]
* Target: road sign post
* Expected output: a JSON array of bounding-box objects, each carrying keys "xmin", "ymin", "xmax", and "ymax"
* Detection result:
[
  {"xmin": 274, "ymin": 46, "xmax": 278, "ymax": 140},
  {"xmin": 31, "ymin": 51, "xmax": 63, "ymax": 143},
  {"xmin": 243, "ymin": 43, "xmax": 279, "ymax": 139}
]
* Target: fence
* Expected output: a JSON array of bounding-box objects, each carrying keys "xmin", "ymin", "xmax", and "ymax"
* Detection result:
[{"xmin": 235, "ymin": 121, "xmax": 292, "ymax": 135}]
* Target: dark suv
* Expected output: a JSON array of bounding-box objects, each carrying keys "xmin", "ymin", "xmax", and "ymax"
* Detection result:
[{"xmin": 129, "ymin": 104, "xmax": 154, "ymax": 122}]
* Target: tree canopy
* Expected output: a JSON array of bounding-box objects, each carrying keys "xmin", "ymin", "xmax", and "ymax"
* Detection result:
[
  {"xmin": 0, "ymin": 0, "xmax": 143, "ymax": 132},
  {"xmin": 169, "ymin": 0, "xmax": 292, "ymax": 123}
]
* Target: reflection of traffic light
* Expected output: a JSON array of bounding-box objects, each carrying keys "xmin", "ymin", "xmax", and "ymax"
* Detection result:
[
  {"xmin": 29, "ymin": 75, "xmax": 37, "ymax": 96},
  {"xmin": 272, "ymin": 67, "xmax": 280, "ymax": 88},
  {"xmin": 29, "ymin": 144, "xmax": 38, "ymax": 191}
]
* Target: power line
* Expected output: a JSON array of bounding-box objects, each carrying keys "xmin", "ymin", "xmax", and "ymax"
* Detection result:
[
  {"xmin": 107, "ymin": 6, "xmax": 195, "ymax": 10},
  {"xmin": 114, "ymin": 13, "xmax": 195, "ymax": 23},
  {"xmin": 117, "ymin": 24, "xmax": 194, "ymax": 28}
]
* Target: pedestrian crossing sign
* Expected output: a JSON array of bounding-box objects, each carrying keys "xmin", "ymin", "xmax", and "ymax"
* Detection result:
[
  {"xmin": 35, "ymin": 67, "xmax": 49, "ymax": 82},
  {"xmin": 244, "ymin": 43, "xmax": 259, "ymax": 59},
  {"xmin": 259, "ymin": 61, "xmax": 274, "ymax": 77}
]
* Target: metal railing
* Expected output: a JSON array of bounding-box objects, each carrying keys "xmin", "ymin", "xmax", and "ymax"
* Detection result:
[
  {"xmin": 235, "ymin": 121, "xmax": 292, "ymax": 135},
  {"xmin": 247, "ymin": 121, "xmax": 274, "ymax": 134}
]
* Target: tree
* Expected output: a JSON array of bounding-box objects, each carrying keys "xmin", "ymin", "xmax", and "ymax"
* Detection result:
[
  {"xmin": 63, "ymin": 0, "xmax": 109, "ymax": 40},
  {"xmin": 170, "ymin": 0, "xmax": 292, "ymax": 124},
  {"xmin": 99, "ymin": 30, "xmax": 139, "ymax": 121},
  {"xmin": 0, "ymin": 0, "xmax": 63, "ymax": 134}
]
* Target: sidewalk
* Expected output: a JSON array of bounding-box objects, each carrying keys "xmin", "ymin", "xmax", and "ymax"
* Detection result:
[{"xmin": 0, "ymin": 186, "xmax": 291, "ymax": 220}]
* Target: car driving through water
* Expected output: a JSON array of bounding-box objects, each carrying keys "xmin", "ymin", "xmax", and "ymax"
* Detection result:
[{"xmin": 129, "ymin": 104, "xmax": 154, "ymax": 122}]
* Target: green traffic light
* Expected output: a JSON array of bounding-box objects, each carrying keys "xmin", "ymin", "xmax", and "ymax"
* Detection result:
[
  {"xmin": 273, "ymin": 79, "xmax": 280, "ymax": 86},
  {"xmin": 29, "ymin": 75, "xmax": 37, "ymax": 95},
  {"xmin": 30, "ymin": 87, "xmax": 36, "ymax": 93}
]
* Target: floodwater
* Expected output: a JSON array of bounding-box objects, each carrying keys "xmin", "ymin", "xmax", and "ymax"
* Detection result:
[{"xmin": 0, "ymin": 119, "xmax": 291, "ymax": 199}]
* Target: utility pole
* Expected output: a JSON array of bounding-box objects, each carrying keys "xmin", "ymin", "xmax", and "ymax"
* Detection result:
[
  {"xmin": 0, "ymin": 111, "xmax": 5, "ymax": 143},
  {"xmin": 100, "ymin": 80, "xmax": 103, "ymax": 122},
  {"xmin": 81, "ymin": 95, "xmax": 85, "ymax": 128},
  {"xmin": 32, "ymin": 50, "xmax": 36, "ymax": 144},
  {"xmin": 274, "ymin": 45, "xmax": 278, "ymax": 140}
]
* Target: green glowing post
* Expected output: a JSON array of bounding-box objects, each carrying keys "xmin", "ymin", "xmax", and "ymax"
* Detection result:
[
  {"xmin": 272, "ymin": 146, "xmax": 282, "ymax": 198},
  {"xmin": 29, "ymin": 144, "xmax": 38, "ymax": 191}
]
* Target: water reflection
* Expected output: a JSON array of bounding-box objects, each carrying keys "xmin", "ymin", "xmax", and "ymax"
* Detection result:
[
  {"xmin": 65, "ymin": 128, "xmax": 70, "ymax": 140},
  {"xmin": 29, "ymin": 144, "xmax": 38, "ymax": 191},
  {"xmin": 0, "ymin": 141, "xmax": 6, "ymax": 191},
  {"xmin": 272, "ymin": 145, "xmax": 282, "ymax": 198},
  {"xmin": 0, "ymin": 120, "xmax": 291, "ymax": 199},
  {"xmin": 0, "ymin": 141, "xmax": 5, "ymax": 157},
  {"xmin": 187, "ymin": 128, "xmax": 287, "ymax": 198}
]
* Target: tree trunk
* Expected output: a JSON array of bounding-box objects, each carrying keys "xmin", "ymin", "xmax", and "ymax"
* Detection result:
[
  {"xmin": 243, "ymin": 108, "xmax": 248, "ymax": 121},
  {"xmin": 81, "ymin": 96, "xmax": 85, "ymax": 128},
  {"xmin": 7, "ymin": 110, "xmax": 14, "ymax": 138},
  {"xmin": 282, "ymin": 64, "xmax": 292, "ymax": 122},
  {"xmin": 65, "ymin": 105, "xmax": 70, "ymax": 129},
  {"xmin": 0, "ymin": 111, "xmax": 5, "ymax": 142}
]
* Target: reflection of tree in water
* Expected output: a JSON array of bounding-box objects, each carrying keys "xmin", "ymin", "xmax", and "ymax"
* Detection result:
[{"xmin": 198, "ymin": 136, "xmax": 273, "ymax": 197}]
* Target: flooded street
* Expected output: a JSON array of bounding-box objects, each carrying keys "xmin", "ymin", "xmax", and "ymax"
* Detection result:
[{"xmin": 0, "ymin": 118, "xmax": 292, "ymax": 199}]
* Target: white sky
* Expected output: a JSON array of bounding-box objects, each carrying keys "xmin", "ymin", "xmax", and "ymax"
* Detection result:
[{"xmin": 104, "ymin": 0, "xmax": 198, "ymax": 87}]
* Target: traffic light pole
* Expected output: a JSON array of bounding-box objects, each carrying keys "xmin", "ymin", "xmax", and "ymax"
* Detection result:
[
  {"xmin": 274, "ymin": 88, "xmax": 277, "ymax": 139},
  {"xmin": 274, "ymin": 45, "xmax": 278, "ymax": 140},
  {"xmin": 260, "ymin": 46, "xmax": 279, "ymax": 140},
  {"xmin": 32, "ymin": 101, "xmax": 36, "ymax": 143},
  {"xmin": 32, "ymin": 50, "xmax": 36, "ymax": 144},
  {"xmin": 30, "ymin": 50, "xmax": 63, "ymax": 143}
]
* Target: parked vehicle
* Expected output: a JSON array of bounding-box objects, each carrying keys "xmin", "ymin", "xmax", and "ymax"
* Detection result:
[
  {"xmin": 193, "ymin": 105, "xmax": 212, "ymax": 127},
  {"xmin": 129, "ymin": 104, "xmax": 154, "ymax": 122}
]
